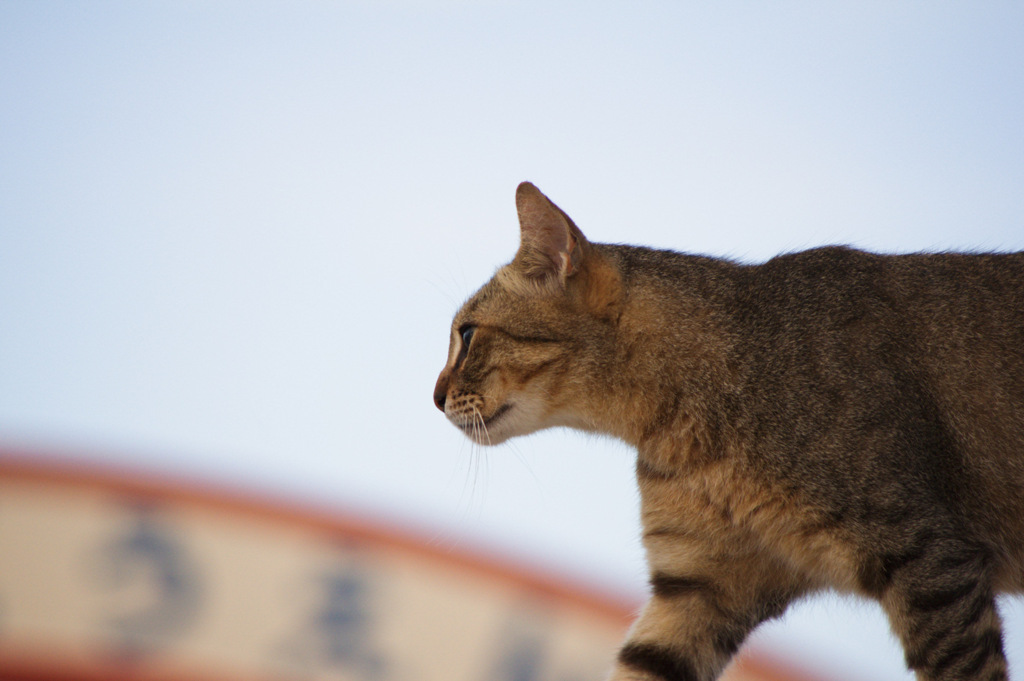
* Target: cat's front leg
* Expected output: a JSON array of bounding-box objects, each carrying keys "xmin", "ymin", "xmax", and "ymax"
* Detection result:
[
  {"xmin": 609, "ymin": 595, "xmax": 739, "ymax": 681},
  {"xmin": 608, "ymin": 561, "xmax": 802, "ymax": 681}
]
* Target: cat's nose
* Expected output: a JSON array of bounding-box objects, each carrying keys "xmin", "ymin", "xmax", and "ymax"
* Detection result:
[{"xmin": 433, "ymin": 370, "xmax": 449, "ymax": 412}]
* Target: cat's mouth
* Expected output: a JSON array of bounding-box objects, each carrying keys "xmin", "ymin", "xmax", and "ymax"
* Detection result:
[{"xmin": 454, "ymin": 402, "xmax": 513, "ymax": 442}]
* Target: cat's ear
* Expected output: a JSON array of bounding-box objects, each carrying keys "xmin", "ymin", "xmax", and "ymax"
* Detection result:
[{"xmin": 514, "ymin": 182, "xmax": 586, "ymax": 285}]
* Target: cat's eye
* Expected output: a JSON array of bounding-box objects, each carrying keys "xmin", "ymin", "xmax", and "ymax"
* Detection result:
[{"xmin": 455, "ymin": 325, "xmax": 476, "ymax": 367}]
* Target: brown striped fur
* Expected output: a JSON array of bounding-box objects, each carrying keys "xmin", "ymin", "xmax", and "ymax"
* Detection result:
[{"xmin": 433, "ymin": 183, "xmax": 1024, "ymax": 681}]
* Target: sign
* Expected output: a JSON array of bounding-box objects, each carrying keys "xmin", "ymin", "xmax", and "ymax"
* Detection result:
[{"xmin": 0, "ymin": 452, "xmax": 825, "ymax": 681}]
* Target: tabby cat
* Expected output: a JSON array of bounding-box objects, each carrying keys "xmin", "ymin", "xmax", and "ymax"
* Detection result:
[{"xmin": 433, "ymin": 183, "xmax": 1024, "ymax": 681}]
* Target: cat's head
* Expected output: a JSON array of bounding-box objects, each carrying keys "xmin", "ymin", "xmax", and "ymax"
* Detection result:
[{"xmin": 433, "ymin": 182, "xmax": 622, "ymax": 445}]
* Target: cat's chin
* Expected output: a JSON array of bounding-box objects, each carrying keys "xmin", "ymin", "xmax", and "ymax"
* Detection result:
[{"xmin": 452, "ymin": 401, "xmax": 517, "ymax": 446}]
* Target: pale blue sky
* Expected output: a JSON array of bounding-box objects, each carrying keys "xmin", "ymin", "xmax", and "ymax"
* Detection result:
[{"xmin": 2, "ymin": 3, "xmax": 1023, "ymax": 680}]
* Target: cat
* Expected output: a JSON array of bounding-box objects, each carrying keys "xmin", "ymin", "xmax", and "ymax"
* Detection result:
[{"xmin": 433, "ymin": 182, "xmax": 1024, "ymax": 681}]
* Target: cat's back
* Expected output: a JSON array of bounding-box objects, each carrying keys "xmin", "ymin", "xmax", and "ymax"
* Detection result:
[
  {"xmin": 606, "ymin": 242, "xmax": 1024, "ymax": 462},
  {"xmin": 612, "ymin": 243, "xmax": 1024, "ymax": 413},
  {"xmin": 726, "ymin": 246, "xmax": 1024, "ymax": 577},
  {"xmin": 732, "ymin": 245, "xmax": 1024, "ymax": 445},
  {"xmin": 734, "ymin": 246, "xmax": 1024, "ymax": 387}
]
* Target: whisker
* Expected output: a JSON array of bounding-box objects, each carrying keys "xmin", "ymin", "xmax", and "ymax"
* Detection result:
[
  {"xmin": 472, "ymin": 442, "xmax": 488, "ymax": 510},
  {"xmin": 508, "ymin": 440, "xmax": 543, "ymax": 494},
  {"xmin": 450, "ymin": 432, "xmax": 485, "ymax": 525},
  {"xmin": 467, "ymin": 404, "xmax": 489, "ymax": 447},
  {"xmin": 478, "ymin": 406, "xmax": 493, "ymax": 447},
  {"xmin": 469, "ymin": 405, "xmax": 494, "ymax": 510},
  {"xmin": 454, "ymin": 438, "xmax": 476, "ymax": 513}
]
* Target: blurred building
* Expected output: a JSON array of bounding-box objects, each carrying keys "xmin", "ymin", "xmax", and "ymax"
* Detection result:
[{"xmin": 0, "ymin": 451, "xmax": 827, "ymax": 681}]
